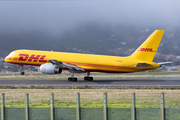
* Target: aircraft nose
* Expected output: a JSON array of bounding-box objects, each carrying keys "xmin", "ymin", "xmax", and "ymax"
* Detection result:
[{"xmin": 4, "ymin": 55, "xmax": 12, "ymax": 62}]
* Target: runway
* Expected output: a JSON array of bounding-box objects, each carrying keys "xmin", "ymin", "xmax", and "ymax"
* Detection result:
[
  {"xmin": 0, "ymin": 78, "xmax": 180, "ymax": 88},
  {"xmin": 0, "ymin": 72, "xmax": 179, "ymax": 76}
]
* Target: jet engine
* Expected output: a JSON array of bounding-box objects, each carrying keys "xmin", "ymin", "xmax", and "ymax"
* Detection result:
[{"xmin": 40, "ymin": 63, "xmax": 62, "ymax": 74}]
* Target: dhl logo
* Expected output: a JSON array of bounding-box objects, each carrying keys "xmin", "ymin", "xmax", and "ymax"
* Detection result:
[
  {"xmin": 138, "ymin": 48, "xmax": 156, "ymax": 52},
  {"xmin": 18, "ymin": 54, "xmax": 48, "ymax": 63}
]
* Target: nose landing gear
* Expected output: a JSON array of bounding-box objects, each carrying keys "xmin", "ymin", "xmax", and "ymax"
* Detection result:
[
  {"xmin": 19, "ymin": 65, "xmax": 25, "ymax": 75},
  {"xmin": 20, "ymin": 72, "xmax": 25, "ymax": 75}
]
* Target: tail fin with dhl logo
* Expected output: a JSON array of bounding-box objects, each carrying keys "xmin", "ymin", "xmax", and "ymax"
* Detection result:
[{"xmin": 130, "ymin": 30, "xmax": 165, "ymax": 62}]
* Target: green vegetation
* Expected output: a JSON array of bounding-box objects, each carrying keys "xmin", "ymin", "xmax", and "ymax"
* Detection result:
[
  {"xmin": 1, "ymin": 89, "xmax": 180, "ymax": 108},
  {"xmin": 0, "ymin": 85, "xmax": 180, "ymax": 90}
]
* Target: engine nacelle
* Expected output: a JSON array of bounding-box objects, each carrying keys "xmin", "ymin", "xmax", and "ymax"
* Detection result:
[{"xmin": 40, "ymin": 63, "xmax": 62, "ymax": 74}]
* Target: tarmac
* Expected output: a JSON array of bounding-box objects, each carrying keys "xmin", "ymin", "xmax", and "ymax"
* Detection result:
[{"xmin": 0, "ymin": 78, "xmax": 180, "ymax": 88}]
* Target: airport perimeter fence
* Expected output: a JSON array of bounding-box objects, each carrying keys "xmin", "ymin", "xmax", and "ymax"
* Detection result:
[{"xmin": 0, "ymin": 92, "xmax": 180, "ymax": 120}]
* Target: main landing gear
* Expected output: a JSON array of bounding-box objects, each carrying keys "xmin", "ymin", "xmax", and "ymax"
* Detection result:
[
  {"xmin": 68, "ymin": 77, "xmax": 78, "ymax": 82},
  {"xmin": 84, "ymin": 72, "xmax": 93, "ymax": 81},
  {"xmin": 67, "ymin": 71, "xmax": 93, "ymax": 82},
  {"xmin": 68, "ymin": 69, "xmax": 78, "ymax": 82}
]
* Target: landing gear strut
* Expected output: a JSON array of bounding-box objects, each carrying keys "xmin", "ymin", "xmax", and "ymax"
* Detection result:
[
  {"xmin": 84, "ymin": 72, "xmax": 93, "ymax": 81},
  {"xmin": 68, "ymin": 69, "xmax": 77, "ymax": 82}
]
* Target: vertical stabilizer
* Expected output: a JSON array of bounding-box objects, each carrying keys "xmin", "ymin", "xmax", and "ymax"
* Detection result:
[{"xmin": 130, "ymin": 30, "xmax": 165, "ymax": 62}]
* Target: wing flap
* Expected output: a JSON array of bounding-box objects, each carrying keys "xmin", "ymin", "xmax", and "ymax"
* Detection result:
[{"xmin": 49, "ymin": 59, "xmax": 85, "ymax": 71}]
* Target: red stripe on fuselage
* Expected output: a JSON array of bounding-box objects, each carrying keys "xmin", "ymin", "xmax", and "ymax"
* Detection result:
[
  {"xmin": 7, "ymin": 62, "xmax": 42, "ymax": 66},
  {"xmin": 6, "ymin": 61, "xmax": 148, "ymax": 73}
]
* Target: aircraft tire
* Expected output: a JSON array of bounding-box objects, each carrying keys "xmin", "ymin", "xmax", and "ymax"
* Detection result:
[
  {"xmin": 87, "ymin": 77, "xmax": 91, "ymax": 81},
  {"xmin": 68, "ymin": 77, "xmax": 78, "ymax": 82},
  {"xmin": 73, "ymin": 78, "xmax": 77, "ymax": 82},
  {"xmin": 68, "ymin": 77, "xmax": 72, "ymax": 81},
  {"xmin": 84, "ymin": 77, "xmax": 93, "ymax": 81},
  {"xmin": 20, "ymin": 72, "xmax": 25, "ymax": 75},
  {"xmin": 84, "ymin": 77, "xmax": 88, "ymax": 81}
]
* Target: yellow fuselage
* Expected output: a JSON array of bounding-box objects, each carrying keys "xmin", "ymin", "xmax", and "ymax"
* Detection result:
[{"xmin": 5, "ymin": 49, "xmax": 160, "ymax": 73}]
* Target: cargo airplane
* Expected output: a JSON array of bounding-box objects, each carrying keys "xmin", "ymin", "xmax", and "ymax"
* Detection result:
[{"xmin": 4, "ymin": 30, "xmax": 171, "ymax": 82}]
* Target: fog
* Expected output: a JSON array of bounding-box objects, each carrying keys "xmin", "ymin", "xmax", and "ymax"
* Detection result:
[
  {"xmin": 0, "ymin": 1, "xmax": 180, "ymax": 57},
  {"xmin": 1, "ymin": 1, "xmax": 180, "ymax": 33}
]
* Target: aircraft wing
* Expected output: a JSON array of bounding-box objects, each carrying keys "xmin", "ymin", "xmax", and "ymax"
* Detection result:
[
  {"xmin": 135, "ymin": 62, "xmax": 151, "ymax": 69},
  {"xmin": 49, "ymin": 59, "xmax": 85, "ymax": 71}
]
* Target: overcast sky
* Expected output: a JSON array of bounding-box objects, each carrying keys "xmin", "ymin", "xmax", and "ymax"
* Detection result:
[{"xmin": 0, "ymin": 1, "xmax": 180, "ymax": 34}]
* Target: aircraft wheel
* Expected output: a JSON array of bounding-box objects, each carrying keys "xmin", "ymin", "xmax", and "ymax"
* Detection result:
[
  {"xmin": 84, "ymin": 77, "xmax": 90, "ymax": 81},
  {"xmin": 68, "ymin": 77, "xmax": 72, "ymax": 81},
  {"xmin": 20, "ymin": 72, "xmax": 25, "ymax": 75},
  {"xmin": 73, "ymin": 77, "xmax": 78, "ymax": 82},
  {"xmin": 87, "ymin": 77, "xmax": 91, "ymax": 81},
  {"xmin": 84, "ymin": 77, "xmax": 93, "ymax": 81},
  {"xmin": 88, "ymin": 77, "xmax": 93, "ymax": 81},
  {"xmin": 69, "ymin": 77, "xmax": 77, "ymax": 82},
  {"xmin": 90, "ymin": 77, "xmax": 93, "ymax": 81},
  {"xmin": 84, "ymin": 77, "xmax": 87, "ymax": 81}
]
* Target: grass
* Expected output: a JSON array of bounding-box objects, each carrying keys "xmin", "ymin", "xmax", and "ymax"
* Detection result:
[{"xmin": 1, "ymin": 89, "xmax": 180, "ymax": 108}]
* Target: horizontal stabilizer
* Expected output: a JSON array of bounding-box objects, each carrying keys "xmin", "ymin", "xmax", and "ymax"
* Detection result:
[
  {"xmin": 158, "ymin": 62, "xmax": 173, "ymax": 67},
  {"xmin": 158, "ymin": 62, "xmax": 173, "ymax": 65}
]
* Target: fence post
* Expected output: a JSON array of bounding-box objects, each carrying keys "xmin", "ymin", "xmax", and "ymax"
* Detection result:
[
  {"xmin": 131, "ymin": 93, "xmax": 136, "ymax": 120},
  {"xmin": 160, "ymin": 93, "xmax": 165, "ymax": 120},
  {"xmin": 50, "ymin": 93, "xmax": 54, "ymax": 120},
  {"xmin": 1, "ymin": 93, "xmax": 5, "ymax": 120},
  {"xmin": 25, "ymin": 93, "xmax": 29, "ymax": 120},
  {"xmin": 103, "ymin": 92, "xmax": 107, "ymax": 120},
  {"xmin": 76, "ymin": 93, "xmax": 80, "ymax": 120}
]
